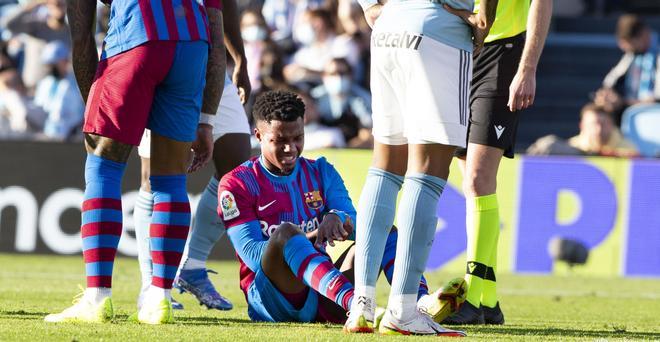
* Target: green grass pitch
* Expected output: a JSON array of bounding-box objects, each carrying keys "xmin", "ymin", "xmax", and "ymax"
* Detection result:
[{"xmin": 1, "ymin": 253, "xmax": 660, "ymax": 341}]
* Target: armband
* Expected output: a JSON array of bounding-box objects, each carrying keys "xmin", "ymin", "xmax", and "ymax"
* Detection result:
[
  {"xmin": 328, "ymin": 209, "xmax": 348, "ymax": 224},
  {"xmin": 199, "ymin": 112, "xmax": 215, "ymax": 127}
]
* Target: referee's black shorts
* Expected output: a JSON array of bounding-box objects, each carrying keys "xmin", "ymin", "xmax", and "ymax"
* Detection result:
[{"xmin": 455, "ymin": 32, "xmax": 525, "ymax": 159}]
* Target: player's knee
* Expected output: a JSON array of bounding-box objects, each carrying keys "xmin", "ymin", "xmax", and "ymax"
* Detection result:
[
  {"xmin": 463, "ymin": 172, "xmax": 496, "ymax": 197},
  {"xmin": 270, "ymin": 223, "xmax": 303, "ymax": 247}
]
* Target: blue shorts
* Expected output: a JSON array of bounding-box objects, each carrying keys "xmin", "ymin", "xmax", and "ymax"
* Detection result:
[
  {"xmin": 84, "ymin": 40, "xmax": 208, "ymax": 145},
  {"xmin": 247, "ymin": 267, "xmax": 319, "ymax": 322}
]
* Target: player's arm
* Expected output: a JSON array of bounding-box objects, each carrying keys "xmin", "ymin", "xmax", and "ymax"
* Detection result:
[
  {"xmin": 444, "ymin": 0, "xmax": 498, "ymax": 55},
  {"xmin": 508, "ymin": 0, "xmax": 552, "ymax": 112},
  {"xmin": 357, "ymin": 0, "xmax": 386, "ymax": 28},
  {"xmin": 190, "ymin": 3, "xmax": 226, "ymax": 172},
  {"xmin": 226, "ymin": 221, "xmax": 269, "ymax": 272},
  {"xmin": 219, "ymin": 174, "xmax": 266, "ymax": 272},
  {"xmin": 315, "ymin": 158, "xmax": 357, "ymax": 248},
  {"xmin": 201, "ymin": 4, "xmax": 226, "ymax": 116},
  {"xmin": 65, "ymin": 0, "xmax": 98, "ymax": 102},
  {"xmin": 222, "ymin": 0, "xmax": 251, "ymax": 104}
]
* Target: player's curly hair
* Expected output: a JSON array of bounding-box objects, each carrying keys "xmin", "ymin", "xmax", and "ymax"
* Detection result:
[{"xmin": 252, "ymin": 90, "xmax": 305, "ymax": 123}]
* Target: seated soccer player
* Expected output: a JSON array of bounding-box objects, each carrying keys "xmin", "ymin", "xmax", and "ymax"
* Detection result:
[{"xmin": 218, "ymin": 90, "xmax": 464, "ymax": 335}]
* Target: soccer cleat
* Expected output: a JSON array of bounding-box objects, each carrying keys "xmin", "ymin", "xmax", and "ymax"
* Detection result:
[
  {"xmin": 137, "ymin": 297, "xmax": 173, "ymax": 324},
  {"xmin": 378, "ymin": 308, "xmax": 467, "ymax": 336},
  {"xmin": 175, "ymin": 269, "xmax": 233, "ymax": 310},
  {"xmin": 418, "ymin": 277, "xmax": 468, "ymax": 323},
  {"xmin": 373, "ymin": 307, "xmax": 386, "ymax": 329},
  {"xmin": 45, "ymin": 292, "xmax": 113, "ymax": 323},
  {"xmin": 171, "ymin": 297, "xmax": 184, "ymax": 310},
  {"xmin": 441, "ymin": 301, "xmax": 485, "ymax": 325},
  {"xmin": 482, "ymin": 302, "xmax": 505, "ymax": 325},
  {"xmin": 343, "ymin": 296, "xmax": 375, "ymax": 333}
]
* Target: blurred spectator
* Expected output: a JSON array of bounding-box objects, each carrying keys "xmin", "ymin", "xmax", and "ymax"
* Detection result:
[
  {"xmin": 0, "ymin": 39, "xmax": 42, "ymax": 137},
  {"xmin": 261, "ymin": 0, "xmax": 323, "ymax": 53},
  {"xmin": 284, "ymin": 8, "xmax": 359, "ymax": 85},
  {"xmin": 3, "ymin": 0, "xmax": 70, "ymax": 91},
  {"xmin": 33, "ymin": 41, "xmax": 84, "ymax": 141},
  {"xmin": 602, "ymin": 15, "xmax": 659, "ymax": 114},
  {"xmin": 299, "ymin": 89, "xmax": 345, "ymax": 149},
  {"xmin": 310, "ymin": 58, "xmax": 372, "ymax": 148},
  {"xmin": 241, "ymin": 9, "xmax": 276, "ymax": 93},
  {"xmin": 335, "ymin": 0, "xmax": 370, "ymax": 85},
  {"xmin": 568, "ymin": 103, "xmax": 639, "ymax": 157}
]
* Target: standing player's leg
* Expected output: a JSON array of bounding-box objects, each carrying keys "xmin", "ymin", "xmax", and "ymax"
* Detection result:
[
  {"xmin": 134, "ymin": 153, "xmax": 154, "ymax": 309},
  {"xmin": 176, "ymin": 88, "xmax": 251, "ymax": 310},
  {"xmin": 380, "ymin": 144, "xmax": 457, "ymax": 334},
  {"xmin": 137, "ymin": 40, "xmax": 209, "ymax": 325},
  {"xmin": 444, "ymin": 145, "xmax": 503, "ymax": 325},
  {"xmin": 45, "ymin": 40, "xmax": 175, "ymax": 323}
]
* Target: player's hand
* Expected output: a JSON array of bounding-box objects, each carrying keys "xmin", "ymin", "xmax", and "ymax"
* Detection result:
[
  {"xmin": 363, "ymin": 4, "xmax": 383, "ymax": 29},
  {"xmin": 443, "ymin": 4, "xmax": 491, "ymax": 55},
  {"xmin": 188, "ymin": 123, "xmax": 213, "ymax": 173},
  {"xmin": 233, "ymin": 60, "xmax": 251, "ymax": 104},
  {"xmin": 315, "ymin": 214, "xmax": 352, "ymax": 249},
  {"xmin": 508, "ymin": 68, "xmax": 536, "ymax": 111}
]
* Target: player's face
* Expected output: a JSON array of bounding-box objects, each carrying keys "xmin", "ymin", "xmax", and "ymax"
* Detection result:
[{"xmin": 255, "ymin": 118, "xmax": 305, "ymax": 175}]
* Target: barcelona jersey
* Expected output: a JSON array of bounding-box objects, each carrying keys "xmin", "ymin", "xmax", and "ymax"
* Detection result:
[
  {"xmin": 218, "ymin": 156, "xmax": 356, "ymax": 296},
  {"xmin": 100, "ymin": 0, "xmax": 222, "ymax": 59}
]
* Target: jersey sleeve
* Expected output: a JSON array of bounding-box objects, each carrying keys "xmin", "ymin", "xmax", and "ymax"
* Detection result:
[
  {"xmin": 219, "ymin": 170, "xmax": 267, "ymax": 272},
  {"xmin": 226, "ymin": 221, "xmax": 268, "ymax": 272},
  {"xmin": 204, "ymin": 0, "xmax": 222, "ymax": 10},
  {"xmin": 317, "ymin": 157, "xmax": 357, "ymax": 227},
  {"xmin": 218, "ymin": 171, "xmax": 258, "ymax": 228}
]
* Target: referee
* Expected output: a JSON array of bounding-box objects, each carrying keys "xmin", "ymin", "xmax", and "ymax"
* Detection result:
[{"xmin": 442, "ymin": 0, "xmax": 552, "ymax": 325}]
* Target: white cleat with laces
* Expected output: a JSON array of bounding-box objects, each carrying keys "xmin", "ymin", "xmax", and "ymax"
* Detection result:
[{"xmin": 378, "ymin": 307, "xmax": 467, "ymax": 336}]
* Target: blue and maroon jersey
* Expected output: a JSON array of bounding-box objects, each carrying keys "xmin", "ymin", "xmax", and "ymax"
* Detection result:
[
  {"xmin": 100, "ymin": 0, "xmax": 222, "ymax": 59},
  {"xmin": 218, "ymin": 156, "xmax": 356, "ymax": 296}
]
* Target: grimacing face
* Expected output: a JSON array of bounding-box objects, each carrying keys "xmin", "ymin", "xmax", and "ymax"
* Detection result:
[{"xmin": 255, "ymin": 117, "xmax": 305, "ymax": 175}]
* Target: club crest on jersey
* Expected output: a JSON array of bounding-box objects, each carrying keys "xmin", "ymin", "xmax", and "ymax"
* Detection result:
[
  {"xmin": 220, "ymin": 191, "xmax": 240, "ymax": 220},
  {"xmin": 304, "ymin": 191, "xmax": 323, "ymax": 210}
]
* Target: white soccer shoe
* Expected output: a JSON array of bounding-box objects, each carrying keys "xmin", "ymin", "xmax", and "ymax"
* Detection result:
[
  {"xmin": 343, "ymin": 296, "xmax": 376, "ymax": 333},
  {"xmin": 44, "ymin": 292, "xmax": 113, "ymax": 323},
  {"xmin": 378, "ymin": 308, "xmax": 467, "ymax": 336},
  {"xmin": 137, "ymin": 296, "xmax": 173, "ymax": 324}
]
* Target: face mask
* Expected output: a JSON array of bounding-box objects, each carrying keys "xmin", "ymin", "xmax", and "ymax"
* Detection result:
[
  {"xmin": 241, "ymin": 25, "xmax": 267, "ymax": 43},
  {"xmin": 296, "ymin": 24, "xmax": 316, "ymax": 46},
  {"xmin": 324, "ymin": 75, "xmax": 350, "ymax": 95}
]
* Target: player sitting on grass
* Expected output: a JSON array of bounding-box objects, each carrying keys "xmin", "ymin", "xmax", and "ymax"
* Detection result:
[{"xmin": 218, "ymin": 90, "xmax": 463, "ymax": 335}]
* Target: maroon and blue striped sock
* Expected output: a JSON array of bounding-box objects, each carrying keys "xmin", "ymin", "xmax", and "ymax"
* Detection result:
[
  {"xmin": 149, "ymin": 175, "xmax": 191, "ymax": 289},
  {"xmin": 81, "ymin": 154, "xmax": 126, "ymax": 288},
  {"xmin": 381, "ymin": 230, "xmax": 429, "ymax": 299},
  {"xmin": 283, "ymin": 234, "xmax": 354, "ymax": 310}
]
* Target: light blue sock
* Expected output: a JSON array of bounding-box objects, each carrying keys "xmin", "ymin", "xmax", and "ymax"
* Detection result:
[
  {"xmin": 182, "ymin": 177, "xmax": 223, "ymax": 269},
  {"xmin": 134, "ymin": 189, "xmax": 153, "ymax": 292},
  {"xmin": 388, "ymin": 172, "xmax": 446, "ymax": 319},
  {"xmin": 354, "ymin": 168, "xmax": 403, "ymax": 301}
]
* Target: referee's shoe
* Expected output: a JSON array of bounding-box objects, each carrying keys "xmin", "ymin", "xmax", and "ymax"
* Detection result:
[{"xmin": 441, "ymin": 301, "xmax": 505, "ymax": 325}]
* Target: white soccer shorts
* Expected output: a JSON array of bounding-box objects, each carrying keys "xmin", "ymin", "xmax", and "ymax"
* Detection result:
[
  {"xmin": 138, "ymin": 81, "xmax": 251, "ymax": 158},
  {"xmin": 370, "ymin": 31, "xmax": 472, "ymax": 146}
]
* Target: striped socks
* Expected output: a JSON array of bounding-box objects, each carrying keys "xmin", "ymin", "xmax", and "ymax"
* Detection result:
[
  {"xmin": 283, "ymin": 235, "xmax": 354, "ymax": 310},
  {"xmin": 81, "ymin": 154, "xmax": 126, "ymax": 290},
  {"xmin": 149, "ymin": 175, "xmax": 191, "ymax": 290}
]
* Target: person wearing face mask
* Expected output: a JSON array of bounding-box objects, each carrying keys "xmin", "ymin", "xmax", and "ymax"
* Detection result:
[
  {"xmin": 310, "ymin": 58, "xmax": 372, "ymax": 147},
  {"xmin": 3, "ymin": 0, "xmax": 70, "ymax": 92},
  {"xmin": 33, "ymin": 40, "xmax": 83, "ymax": 141},
  {"xmin": 285, "ymin": 9, "xmax": 360, "ymax": 85},
  {"xmin": 241, "ymin": 9, "xmax": 274, "ymax": 94}
]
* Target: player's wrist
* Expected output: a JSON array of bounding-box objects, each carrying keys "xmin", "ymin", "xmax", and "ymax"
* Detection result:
[
  {"xmin": 358, "ymin": 0, "xmax": 379, "ymax": 11},
  {"xmin": 199, "ymin": 112, "xmax": 216, "ymax": 128},
  {"xmin": 327, "ymin": 209, "xmax": 348, "ymax": 224}
]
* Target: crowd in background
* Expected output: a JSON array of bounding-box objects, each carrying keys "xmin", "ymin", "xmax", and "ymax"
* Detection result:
[{"xmin": 0, "ymin": 0, "xmax": 658, "ymax": 156}]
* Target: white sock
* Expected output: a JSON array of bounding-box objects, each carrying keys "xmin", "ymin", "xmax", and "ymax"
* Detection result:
[
  {"xmin": 84, "ymin": 287, "xmax": 111, "ymax": 304},
  {"xmin": 182, "ymin": 257, "xmax": 206, "ymax": 270},
  {"xmin": 144, "ymin": 285, "xmax": 172, "ymax": 302},
  {"xmin": 387, "ymin": 294, "xmax": 418, "ymax": 321},
  {"xmin": 353, "ymin": 286, "xmax": 376, "ymax": 315}
]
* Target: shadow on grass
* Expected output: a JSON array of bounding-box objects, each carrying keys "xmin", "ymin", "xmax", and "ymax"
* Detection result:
[
  {"xmin": 0, "ymin": 310, "xmax": 50, "ymax": 320},
  {"xmin": 465, "ymin": 325, "xmax": 660, "ymax": 339},
  {"xmin": 175, "ymin": 316, "xmax": 339, "ymax": 330}
]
